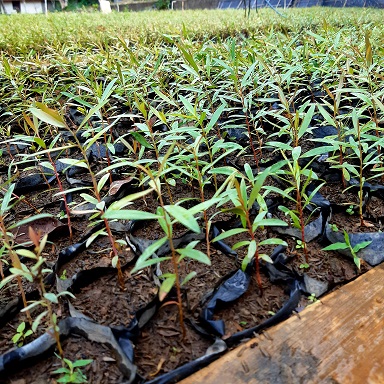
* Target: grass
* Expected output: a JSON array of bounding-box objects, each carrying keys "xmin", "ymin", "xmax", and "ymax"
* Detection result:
[{"xmin": 0, "ymin": 8, "xmax": 384, "ymax": 53}]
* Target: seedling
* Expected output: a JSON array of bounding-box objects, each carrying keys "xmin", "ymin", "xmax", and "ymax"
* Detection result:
[
  {"xmin": 60, "ymin": 270, "xmax": 67, "ymax": 280},
  {"xmin": 299, "ymin": 263, "xmax": 309, "ymax": 269},
  {"xmin": 266, "ymin": 145, "xmax": 323, "ymax": 263},
  {"xmin": 322, "ymin": 228, "xmax": 372, "ymax": 269},
  {"xmin": 329, "ymin": 223, "xmax": 339, "ymax": 232},
  {"xmin": 307, "ymin": 293, "xmax": 318, "ymax": 303},
  {"xmin": 12, "ymin": 321, "xmax": 33, "ymax": 347},
  {"xmin": 213, "ymin": 164, "xmax": 288, "ymax": 292},
  {"xmin": 52, "ymin": 355, "xmax": 93, "ymax": 384},
  {"xmin": 346, "ymin": 205, "xmax": 355, "ymax": 216}
]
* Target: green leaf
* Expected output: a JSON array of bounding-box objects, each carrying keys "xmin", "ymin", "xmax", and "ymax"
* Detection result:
[
  {"xmin": 52, "ymin": 368, "xmax": 70, "ymax": 375},
  {"xmin": 291, "ymin": 146, "xmax": 301, "ymax": 161},
  {"xmin": 177, "ymin": 248, "xmax": 211, "ymax": 265},
  {"xmin": 30, "ymin": 103, "xmax": 66, "ymax": 128},
  {"xmin": 254, "ymin": 217, "xmax": 288, "ymax": 229},
  {"xmin": 12, "ymin": 333, "xmax": 22, "ymax": 344},
  {"xmin": 130, "ymin": 131, "xmax": 152, "ymax": 149},
  {"xmin": 260, "ymin": 254, "xmax": 274, "ymax": 264},
  {"xmin": 80, "ymin": 193, "xmax": 99, "ymax": 205},
  {"xmin": 177, "ymin": 43, "xmax": 199, "ymax": 73},
  {"xmin": 232, "ymin": 240, "xmax": 250, "ymax": 250},
  {"xmin": 58, "ymin": 158, "xmax": 89, "ymax": 169},
  {"xmin": 132, "ymin": 256, "xmax": 171, "ymax": 273},
  {"xmin": 298, "ymin": 104, "xmax": 315, "ymax": 139},
  {"xmin": 72, "ymin": 359, "xmax": 93, "ymax": 368},
  {"xmin": 32, "ymin": 310, "xmax": 48, "ymax": 332},
  {"xmin": 44, "ymin": 293, "xmax": 59, "ymax": 304},
  {"xmin": 106, "ymin": 187, "xmax": 154, "ymax": 211},
  {"xmin": 258, "ymin": 238, "xmax": 287, "ymax": 247},
  {"xmin": 187, "ymin": 198, "xmax": 220, "ymax": 216},
  {"xmin": 301, "ymin": 146, "xmax": 335, "ymax": 158},
  {"xmin": 248, "ymin": 168, "xmax": 271, "ymax": 210},
  {"xmin": 322, "ymin": 243, "xmax": 349, "ymax": 251},
  {"xmin": 179, "ymin": 95, "xmax": 196, "ymax": 117},
  {"xmin": 181, "ymin": 271, "xmax": 197, "ymax": 286},
  {"xmin": 111, "ymin": 255, "xmax": 119, "ymax": 268},
  {"xmin": 33, "ymin": 137, "xmax": 46, "ymax": 149},
  {"xmin": 16, "ymin": 249, "xmax": 38, "ymax": 259},
  {"xmin": 212, "ymin": 228, "xmax": 248, "ymax": 242},
  {"xmin": 1, "ymin": 183, "xmax": 15, "ymax": 215},
  {"xmin": 353, "ymin": 241, "xmax": 372, "ymax": 254},
  {"xmin": 97, "ymin": 173, "xmax": 110, "ymax": 193},
  {"xmin": 131, "ymin": 236, "xmax": 168, "ymax": 274},
  {"xmin": 165, "ymin": 205, "xmax": 200, "ymax": 233},
  {"xmin": 317, "ymin": 105, "xmax": 336, "ymax": 127},
  {"xmin": 159, "ymin": 275, "xmax": 176, "ymax": 301},
  {"xmin": 103, "ymin": 210, "xmax": 159, "ymax": 221},
  {"xmin": 206, "ymin": 103, "xmax": 226, "ymax": 132},
  {"xmin": 354, "ymin": 256, "xmax": 361, "ymax": 269},
  {"xmin": 8, "ymin": 213, "xmax": 54, "ymax": 230},
  {"xmin": 17, "ymin": 322, "xmax": 26, "ymax": 333},
  {"xmin": 242, "ymin": 239, "xmax": 257, "ymax": 271}
]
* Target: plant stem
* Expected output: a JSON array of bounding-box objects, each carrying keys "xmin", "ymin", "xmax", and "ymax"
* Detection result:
[{"xmin": 0, "ymin": 218, "xmax": 32, "ymax": 324}]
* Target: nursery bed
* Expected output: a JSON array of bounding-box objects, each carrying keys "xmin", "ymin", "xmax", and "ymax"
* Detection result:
[{"xmin": 1, "ymin": 8, "xmax": 384, "ymax": 384}]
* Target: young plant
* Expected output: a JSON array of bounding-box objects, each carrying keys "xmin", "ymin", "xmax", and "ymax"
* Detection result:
[
  {"xmin": 335, "ymin": 110, "xmax": 384, "ymax": 227},
  {"xmin": 52, "ymin": 354, "xmax": 93, "ymax": 384},
  {"xmin": 322, "ymin": 228, "xmax": 372, "ymax": 269},
  {"xmin": 103, "ymin": 155, "xmax": 218, "ymax": 338},
  {"xmin": 213, "ymin": 165, "xmax": 287, "ymax": 291},
  {"xmin": 12, "ymin": 321, "xmax": 33, "ymax": 347},
  {"xmin": 1, "ymin": 227, "xmax": 75, "ymax": 357},
  {"xmin": 266, "ymin": 146, "xmax": 323, "ymax": 263},
  {"xmin": 27, "ymin": 102, "xmax": 127, "ymax": 289}
]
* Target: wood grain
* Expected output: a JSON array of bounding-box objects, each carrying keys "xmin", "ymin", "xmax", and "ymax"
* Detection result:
[{"xmin": 179, "ymin": 264, "xmax": 384, "ymax": 384}]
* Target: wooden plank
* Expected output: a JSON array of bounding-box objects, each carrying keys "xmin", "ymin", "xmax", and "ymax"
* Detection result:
[{"xmin": 179, "ymin": 264, "xmax": 384, "ymax": 384}]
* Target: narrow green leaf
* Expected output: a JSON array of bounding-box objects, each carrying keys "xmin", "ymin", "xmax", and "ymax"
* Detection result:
[
  {"xmin": 8, "ymin": 213, "xmax": 54, "ymax": 230},
  {"xmin": 131, "ymin": 236, "xmax": 168, "ymax": 274},
  {"xmin": 242, "ymin": 239, "xmax": 257, "ymax": 271},
  {"xmin": 32, "ymin": 310, "xmax": 48, "ymax": 332},
  {"xmin": 132, "ymin": 256, "xmax": 170, "ymax": 273},
  {"xmin": 130, "ymin": 131, "xmax": 152, "ymax": 149},
  {"xmin": 107, "ymin": 187, "xmax": 154, "ymax": 211},
  {"xmin": 30, "ymin": 102, "xmax": 66, "ymax": 128},
  {"xmin": 177, "ymin": 248, "xmax": 211, "ymax": 265},
  {"xmin": 165, "ymin": 205, "xmax": 200, "ymax": 233},
  {"xmin": 44, "ymin": 293, "xmax": 59, "ymax": 304},
  {"xmin": 97, "ymin": 173, "xmax": 110, "ymax": 193},
  {"xmin": 1, "ymin": 183, "xmax": 15, "ymax": 215},
  {"xmin": 212, "ymin": 228, "xmax": 248, "ymax": 242},
  {"xmin": 260, "ymin": 254, "xmax": 274, "ymax": 264},
  {"xmin": 181, "ymin": 271, "xmax": 197, "ymax": 286},
  {"xmin": 159, "ymin": 275, "xmax": 176, "ymax": 301},
  {"xmin": 258, "ymin": 238, "xmax": 287, "ymax": 247},
  {"xmin": 353, "ymin": 240, "xmax": 372, "ymax": 253},
  {"xmin": 291, "ymin": 146, "xmax": 301, "ymax": 161},
  {"xmin": 298, "ymin": 104, "xmax": 315, "ymax": 139},
  {"xmin": 72, "ymin": 359, "xmax": 93, "ymax": 368},
  {"xmin": 322, "ymin": 243, "xmax": 349, "ymax": 251},
  {"xmin": 103, "ymin": 210, "xmax": 160, "ymax": 221}
]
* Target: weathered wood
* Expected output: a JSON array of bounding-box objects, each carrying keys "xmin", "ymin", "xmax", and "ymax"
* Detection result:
[{"xmin": 179, "ymin": 264, "xmax": 384, "ymax": 384}]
